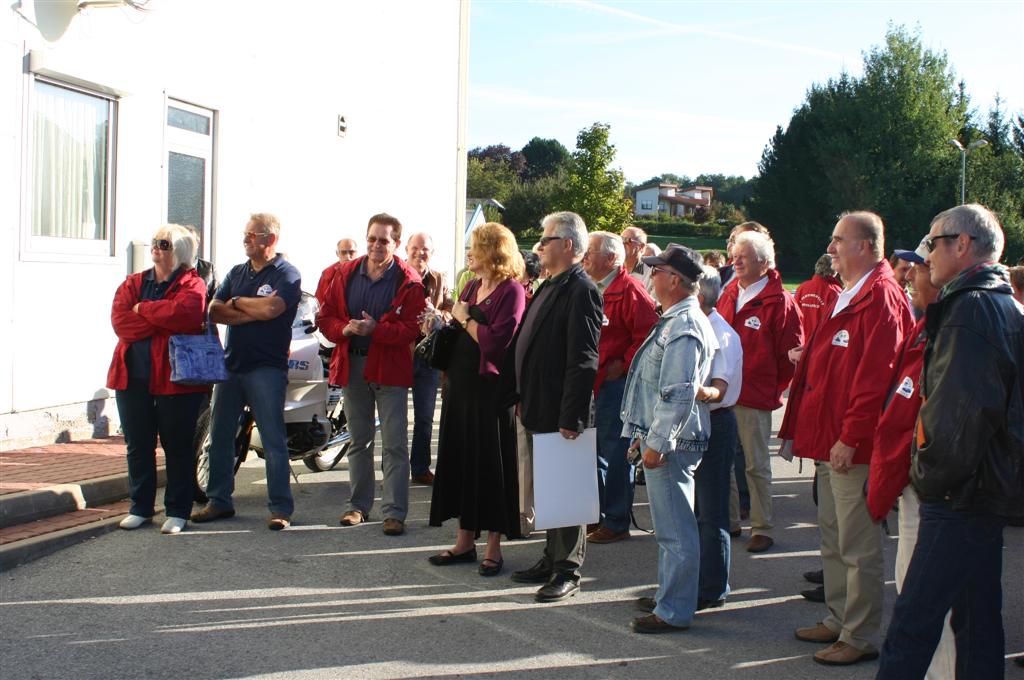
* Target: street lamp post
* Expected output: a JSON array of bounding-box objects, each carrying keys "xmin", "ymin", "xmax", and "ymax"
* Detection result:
[{"xmin": 948, "ymin": 138, "xmax": 988, "ymax": 205}]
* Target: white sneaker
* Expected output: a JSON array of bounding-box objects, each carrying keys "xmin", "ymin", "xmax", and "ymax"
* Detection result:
[
  {"xmin": 119, "ymin": 514, "xmax": 151, "ymax": 530},
  {"xmin": 161, "ymin": 517, "xmax": 187, "ymax": 534}
]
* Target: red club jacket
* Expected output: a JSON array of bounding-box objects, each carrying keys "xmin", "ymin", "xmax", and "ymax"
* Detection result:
[
  {"xmin": 315, "ymin": 262, "xmax": 341, "ymax": 306},
  {"xmin": 779, "ymin": 260, "xmax": 914, "ymax": 465},
  {"xmin": 866, "ymin": 318, "xmax": 926, "ymax": 521},
  {"xmin": 317, "ymin": 255, "xmax": 426, "ymax": 388},
  {"xmin": 594, "ymin": 267, "xmax": 659, "ymax": 396},
  {"xmin": 716, "ymin": 268, "xmax": 804, "ymax": 411},
  {"xmin": 794, "ymin": 274, "xmax": 842, "ymax": 339},
  {"xmin": 106, "ymin": 268, "xmax": 210, "ymax": 395}
]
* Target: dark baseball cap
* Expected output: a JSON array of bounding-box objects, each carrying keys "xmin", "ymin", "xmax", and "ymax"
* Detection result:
[{"xmin": 642, "ymin": 243, "xmax": 704, "ymax": 281}]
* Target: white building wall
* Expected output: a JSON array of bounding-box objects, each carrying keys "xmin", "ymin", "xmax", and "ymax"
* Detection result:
[
  {"xmin": 633, "ymin": 186, "xmax": 661, "ymax": 216},
  {"xmin": 0, "ymin": 0, "xmax": 468, "ymax": 449}
]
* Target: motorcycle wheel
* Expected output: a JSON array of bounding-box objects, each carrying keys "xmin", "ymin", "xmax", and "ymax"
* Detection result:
[
  {"xmin": 193, "ymin": 406, "xmax": 212, "ymax": 503},
  {"xmin": 302, "ymin": 442, "xmax": 349, "ymax": 472}
]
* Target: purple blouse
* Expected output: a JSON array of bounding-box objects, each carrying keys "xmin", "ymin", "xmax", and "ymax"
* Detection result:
[{"xmin": 461, "ymin": 277, "xmax": 526, "ymax": 376}]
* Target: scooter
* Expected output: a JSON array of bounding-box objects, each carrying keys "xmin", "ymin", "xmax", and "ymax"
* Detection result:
[{"xmin": 193, "ymin": 292, "xmax": 368, "ymax": 500}]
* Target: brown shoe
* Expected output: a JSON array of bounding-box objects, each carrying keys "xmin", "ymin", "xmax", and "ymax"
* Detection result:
[
  {"xmin": 382, "ymin": 518, "xmax": 405, "ymax": 536},
  {"xmin": 587, "ymin": 526, "xmax": 630, "ymax": 544},
  {"xmin": 190, "ymin": 505, "xmax": 236, "ymax": 523},
  {"xmin": 339, "ymin": 510, "xmax": 366, "ymax": 527},
  {"xmin": 267, "ymin": 512, "xmax": 291, "ymax": 531},
  {"xmin": 747, "ymin": 535, "xmax": 774, "ymax": 553},
  {"xmin": 795, "ymin": 622, "xmax": 840, "ymax": 644},
  {"xmin": 411, "ymin": 471, "xmax": 435, "ymax": 485},
  {"xmin": 813, "ymin": 641, "xmax": 879, "ymax": 666},
  {"xmin": 586, "ymin": 522, "xmax": 600, "ymax": 533}
]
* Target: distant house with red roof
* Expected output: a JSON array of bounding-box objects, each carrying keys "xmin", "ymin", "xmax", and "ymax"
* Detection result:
[{"xmin": 633, "ymin": 183, "xmax": 714, "ymax": 218}]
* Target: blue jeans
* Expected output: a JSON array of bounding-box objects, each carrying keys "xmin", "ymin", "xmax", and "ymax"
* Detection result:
[
  {"xmin": 115, "ymin": 379, "xmax": 205, "ymax": 519},
  {"xmin": 878, "ymin": 501, "xmax": 1005, "ymax": 680},
  {"xmin": 696, "ymin": 409, "xmax": 736, "ymax": 603},
  {"xmin": 410, "ymin": 356, "xmax": 440, "ymax": 476},
  {"xmin": 644, "ymin": 447, "xmax": 703, "ymax": 628},
  {"xmin": 206, "ymin": 366, "xmax": 293, "ymax": 516},
  {"xmin": 595, "ymin": 377, "xmax": 634, "ymax": 533}
]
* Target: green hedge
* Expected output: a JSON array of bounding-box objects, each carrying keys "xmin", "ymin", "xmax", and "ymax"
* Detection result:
[{"xmin": 631, "ymin": 219, "xmax": 732, "ymax": 239}]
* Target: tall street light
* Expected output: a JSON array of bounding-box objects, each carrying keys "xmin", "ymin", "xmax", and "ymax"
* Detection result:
[{"xmin": 948, "ymin": 138, "xmax": 988, "ymax": 205}]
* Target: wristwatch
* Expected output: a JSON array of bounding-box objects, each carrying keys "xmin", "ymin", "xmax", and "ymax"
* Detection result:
[
  {"xmin": 462, "ymin": 318, "xmax": 471, "ymax": 329},
  {"xmin": 230, "ymin": 296, "xmax": 240, "ymax": 308}
]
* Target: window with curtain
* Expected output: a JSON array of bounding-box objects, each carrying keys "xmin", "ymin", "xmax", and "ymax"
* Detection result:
[{"xmin": 31, "ymin": 80, "xmax": 113, "ymax": 242}]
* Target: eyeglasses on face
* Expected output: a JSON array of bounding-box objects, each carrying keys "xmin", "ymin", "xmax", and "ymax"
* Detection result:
[
  {"xmin": 242, "ymin": 231, "xmax": 270, "ymax": 242},
  {"xmin": 336, "ymin": 249, "xmax": 357, "ymax": 256},
  {"xmin": 651, "ymin": 265, "xmax": 677, "ymax": 277},
  {"xmin": 538, "ymin": 235, "xmax": 563, "ymax": 247},
  {"xmin": 152, "ymin": 238, "xmax": 172, "ymax": 251},
  {"xmin": 923, "ymin": 233, "xmax": 974, "ymax": 252},
  {"xmin": 366, "ymin": 236, "xmax": 394, "ymax": 245},
  {"xmin": 621, "ymin": 237, "xmax": 645, "ymax": 246}
]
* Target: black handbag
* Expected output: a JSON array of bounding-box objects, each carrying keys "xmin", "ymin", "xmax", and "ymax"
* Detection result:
[{"xmin": 415, "ymin": 321, "xmax": 460, "ymax": 370}]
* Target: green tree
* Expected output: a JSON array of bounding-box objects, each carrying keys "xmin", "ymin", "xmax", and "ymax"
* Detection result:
[
  {"xmin": 467, "ymin": 156, "xmax": 516, "ymax": 204},
  {"xmin": 558, "ymin": 122, "xmax": 634, "ymax": 232},
  {"xmin": 520, "ymin": 137, "xmax": 570, "ymax": 180},
  {"xmin": 503, "ymin": 173, "xmax": 563, "ymax": 235}
]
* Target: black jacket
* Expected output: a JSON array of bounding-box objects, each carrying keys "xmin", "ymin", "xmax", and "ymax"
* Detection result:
[
  {"xmin": 508, "ymin": 263, "xmax": 602, "ymax": 434},
  {"xmin": 910, "ymin": 264, "xmax": 1024, "ymax": 521},
  {"xmin": 195, "ymin": 258, "xmax": 218, "ymax": 306}
]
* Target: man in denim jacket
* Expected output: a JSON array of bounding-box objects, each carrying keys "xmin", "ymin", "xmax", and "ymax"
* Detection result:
[{"xmin": 621, "ymin": 244, "xmax": 718, "ymax": 633}]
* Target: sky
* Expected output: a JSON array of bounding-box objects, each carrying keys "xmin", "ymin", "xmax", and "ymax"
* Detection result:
[{"xmin": 467, "ymin": 0, "xmax": 1024, "ymax": 183}]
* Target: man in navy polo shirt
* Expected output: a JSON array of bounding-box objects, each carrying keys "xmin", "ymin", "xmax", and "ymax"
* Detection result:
[{"xmin": 191, "ymin": 212, "xmax": 302, "ymax": 530}]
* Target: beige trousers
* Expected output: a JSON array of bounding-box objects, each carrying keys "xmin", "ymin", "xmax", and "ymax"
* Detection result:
[
  {"xmin": 516, "ymin": 414, "xmax": 535, "ymax": 536},
  {"xmin": 817, "ymin": 462, "xmax": 883, "ymax": 651},
  {"xmin": 734, "ymin": 405, "xmax": 774, "ymax": 537}
]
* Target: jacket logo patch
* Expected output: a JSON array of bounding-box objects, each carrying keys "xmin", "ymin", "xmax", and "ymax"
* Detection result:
[
  {"xmin": 256, "ymin": 284, "xmax": 274, "ymax": 297},
  {"xmin": 396, "ymin": 305, "xmax": 403, "ymax": 315},
  {"xmin": 896, "ymin": 376, "xmax": 915, "ymax": 399},
  {"xmin": 832, "ymin": 330, "xmax": 850, "ymax": 347},
  {"xmin": 602, "ymin": 314, "xmax": 610, "ymax": 327},
  {"xmin": 744, "ymin": 316, "xmax": 761, "ymax": 330}
]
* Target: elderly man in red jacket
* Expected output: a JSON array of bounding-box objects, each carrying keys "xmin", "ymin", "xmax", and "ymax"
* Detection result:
[
  {"xmin": 317, "ymin": 214, "xmax": 426, "ymax": 537},
  {"xmin": 781, "ymin": 211, "xmax": 913, "ymax": 667},
  {"xmin": 794, "ymin": 254, "xmax": 842, "ymax": 338},
  {"xmin": 716, "ymin": 230, "xmax": 803, "ymax": 553},
  {"xmin": 582, "ymin": 230, "xmax": 659, "ymax": 544}
]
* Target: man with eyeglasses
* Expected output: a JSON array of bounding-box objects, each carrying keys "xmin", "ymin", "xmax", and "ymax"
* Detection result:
[
  {"xmin": 621, "ymin": 226, "xmax": 655, "ymax": 295},
  {"xmin": 317, "ymin": 213, "xmax": 426, "ymax": 536},
  {"xmin": 315, "ymin": 238, "xmax": 358, "ymax": 306},
  {"xmin": 191, "ymin": 212, "xmax": 302, "ymax": 531},
  {"xmin": 780, "ymin": 211, "xmax": 913, "ymax": 666},
  {"xmin": 878, "ymin": 204, "xmax": 1023, "ymax": 679}
]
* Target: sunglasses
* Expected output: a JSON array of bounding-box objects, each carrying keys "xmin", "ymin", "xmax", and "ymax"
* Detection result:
[
  {"xmin": 336, "ymin": 249, "xmax": 357, "ymax": 256},
  {"xmin": 242, "ymin": 231, "xmax": 270, "ymax": 242},
  {"xmin": 923, "ymin": 233, "xmax": 975, "ymax": 252},
  {"xmin": 650, "ymin": 265, "xmax": 677, "ymax": 277},
  {"xmin": 366, "ymin": 236, "xmax": 394, "ymax": 245},
  {"xmin": 538, "ymin": 235, "xmax": 563, "ymax": 247},
  {"xmin": 151, "ymin": 238, "xmax": 172, "ymax": 251}
]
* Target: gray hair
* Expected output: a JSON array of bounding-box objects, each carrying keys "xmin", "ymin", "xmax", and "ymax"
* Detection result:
[
  {"xmin": 156, "ymin": 224, "xmax": 198, "ymax": 270},
  {"xmin": 734, "ymin": 230, "xmax": 776, "ymax": 269},
  {"xmin": 698, "ymin": 264, "xmax": 723, "ymax": 309},
  {"xmin": 839, "ymin": 211, "xmax": 884, "ymax": 259},
  {"xmin": 813, "ymin": 253, "xmax": 836, "ymax": 278},
  {"xmin": 931, "ymin": 203, "xmax": 1004, "ymax": 262},
  {"xmin": 589, "ymin": 230, "xmax": 625, "ymax": 267},
  {"xmin": 542, "ymin": 211, "xmax": 588, "ymax": 258},
  {"xmin": 249, "ymin": 212, "xmax": 281, "ymax": 239}
]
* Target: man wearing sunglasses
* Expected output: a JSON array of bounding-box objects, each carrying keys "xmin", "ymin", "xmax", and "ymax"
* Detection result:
[
  {"xmin": 192, "ymin": 212, "xmax": 302, "ymax": 531},
  {"xmin": 878, "ymin": 204, "xmax": 1023, "ymax": 679},
  {"xmin": 621, "ymin": 226, "xmax": 655, "ymax": 295}
]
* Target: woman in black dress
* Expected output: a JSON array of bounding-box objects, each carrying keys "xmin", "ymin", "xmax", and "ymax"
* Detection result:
[{"xmin": 428, "ymin": 223, "xmax": 526, "ymax": 576}]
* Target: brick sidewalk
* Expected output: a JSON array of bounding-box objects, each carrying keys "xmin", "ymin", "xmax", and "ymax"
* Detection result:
[{"xmin": 0, "ymin": 437, "xmax": 162, "ymax": 495}]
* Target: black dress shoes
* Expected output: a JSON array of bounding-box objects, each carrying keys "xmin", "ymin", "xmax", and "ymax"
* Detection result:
[
  {"xmin": 801, "ymin": 585, "xmax": 826, "ymax": 602},
  {"xmin": 427, "ymin": 548, "xmax": 477, "ymax": 566},
  {"xmin": 511, "ymin": 558, "xmax": 553, "ymax": 584},
  {"xmin": 697, "ymin": 598, "xmax": 726, "ymax": 611},
  {"xmin": 803, "ymin": 569, "xmax": 824, "ymax": 584},
  {"xmin": 535, "ymin": 573, "xmax": 579, "ymax": 602}
]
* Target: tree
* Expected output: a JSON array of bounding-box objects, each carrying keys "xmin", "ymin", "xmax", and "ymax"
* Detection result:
[
  {"xmin": 503, "ymin": 173, "xmax": 563, "ymax": 235},
  {"xmin": 520, "ymin": 137, "xmax": 570, "ymax": 181},
  {"xmin": 469, "ymin": 144, "xmax": 526, "ymax": 176},
  {"xmin": 1012, "ymin": 113, "xmax": 1024, "ymax": 159},
  {"xmin": 557, "ymin": 122, "xmax": 634, "ymax": 232},
  {"xmin": 467, "ymin": 157, "xmax": 516, "ymax": 203}
]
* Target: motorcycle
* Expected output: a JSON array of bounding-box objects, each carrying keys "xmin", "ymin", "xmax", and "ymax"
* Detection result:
[{"xmin": 193, "ymin": 292, "xmax": 370, "ymax": 500}]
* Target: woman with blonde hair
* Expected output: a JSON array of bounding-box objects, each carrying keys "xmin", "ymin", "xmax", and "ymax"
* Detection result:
[
  {"xmin": 427, "ymin": 223, "xmax": 526, "ymax": 575},
  {"xmin": 107, "ymin": 224, "xmax": 209, "ymax": 534}
]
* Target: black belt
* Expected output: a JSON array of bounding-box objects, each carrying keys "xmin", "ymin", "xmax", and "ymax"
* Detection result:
[{"xmin": 348, "ymin": 347, "xmax": 369, "ymax": 356}]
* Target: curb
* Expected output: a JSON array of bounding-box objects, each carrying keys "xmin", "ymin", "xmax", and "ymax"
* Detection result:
[{"xmin": 0, "ymin": 514, "xmax": 124, "ymax": 572}]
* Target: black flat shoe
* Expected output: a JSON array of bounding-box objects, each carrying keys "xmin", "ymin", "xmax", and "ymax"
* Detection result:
[
  {"xmin": 535, "ymin": 573, "xmax": 579, "ymax": 602},
  {"xmin": 479, "ymin": 558, "xmax": 504, "ymax": 576},
  {"xmin": 511, "ymin": 558, "xmax": 553, "ymax": 583},
  {"xmin": 427, "ymin": 548, "xmax": 477, "ymax": 566},
  {"xmin": 697, "ymin": 598, "xmax": 726, "ymax": 611}
]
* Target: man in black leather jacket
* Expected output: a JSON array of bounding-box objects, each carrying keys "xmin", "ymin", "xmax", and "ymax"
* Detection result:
[
  {"xmin": 186, "ymin": 225, "xmax": 218, "ymax": 306},
  {"xmin": 878, "ymin": 204, "xmax": 1024, "ymax": 680}
]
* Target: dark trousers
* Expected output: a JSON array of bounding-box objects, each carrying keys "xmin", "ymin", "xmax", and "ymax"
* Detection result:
[
  {"xmin": 696, "ymin": 408, "xmax": 737, "ymax": 603},
  {"xmin": 543, "ymin": 525, "xmax": 587, "ymax": 580},
  {"xmin": 115, "ymin": 379, "xmax": 205, "ymax": 519},
  {"xmin": 410, "ymin": 356, "xmax": 440, "ymax": 476},
  {"xmin": 594, "ymin": 377, "xmax": 634, "ymax": 533},
  {"xmin": 877, "ymin": 501, "xmax": 1006, "ymax": 680}
]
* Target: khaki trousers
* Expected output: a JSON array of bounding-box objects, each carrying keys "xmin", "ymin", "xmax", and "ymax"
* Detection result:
[
  {"xmin": 734, "ymin": 405, "xmax": 774, "ymax": 537},
  {"xmin": 817, "ymin": 462, "xmax": 883, "ymax": 651},
  {"xmin": 516, "ymin": 414, "xmax": 535, "ymax": 536}
]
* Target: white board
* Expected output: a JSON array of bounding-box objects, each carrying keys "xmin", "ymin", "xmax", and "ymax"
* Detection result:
[{"xmin": 532, "ymin": 428, "xmax": 599, "ymax": 531}]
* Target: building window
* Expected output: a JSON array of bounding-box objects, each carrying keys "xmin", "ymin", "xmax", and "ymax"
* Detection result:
[
  {"xmin": 165, "ymin": 100, "xmax": 215, "ymax": 260},
  {"xmin": 640, "ymin": 201, "xmax": 654, "ymax": 210},
  {"xmin": 28, "ymin": 79, "xmax": 116, "ymax": 256}
]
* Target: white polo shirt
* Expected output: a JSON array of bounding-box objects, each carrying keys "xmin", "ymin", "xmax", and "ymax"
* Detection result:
[{"xmin": 708, "ymin": 309, "xmax": 743, "ymax": 411}]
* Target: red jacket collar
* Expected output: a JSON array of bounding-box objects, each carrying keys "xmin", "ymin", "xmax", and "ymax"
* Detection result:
[{"xmin": 836, "ymin": 259, "xmax": 894, "ymax": 315}]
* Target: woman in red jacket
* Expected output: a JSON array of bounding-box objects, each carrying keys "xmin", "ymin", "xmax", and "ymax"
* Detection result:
[{"xmin": 107, "ymin": 224, "xmax": 209, "ymax": 534}]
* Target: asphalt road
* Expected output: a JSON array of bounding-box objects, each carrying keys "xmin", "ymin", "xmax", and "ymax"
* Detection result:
[{"xmin": 2, "ymin": 407, "xmax": 1022, "ymax": 679}]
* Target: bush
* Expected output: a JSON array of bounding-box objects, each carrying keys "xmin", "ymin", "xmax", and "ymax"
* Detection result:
[{"xmin": 630, "ymin": 218, "xmax": 731, "ymax": 239}]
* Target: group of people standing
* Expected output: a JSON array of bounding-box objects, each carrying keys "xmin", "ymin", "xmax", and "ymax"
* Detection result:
[{"xmin": 107, "ymin": 201, "xmax": 1022, "ymax": 677}]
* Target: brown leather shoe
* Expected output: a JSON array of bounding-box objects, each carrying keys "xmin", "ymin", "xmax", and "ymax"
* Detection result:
[
  {"xmin": 190, "ymin": 505, "xmax": 236, "ymax": 523},
  {"xmin": 411, "ymin": 471, "xmax": 435, "ymax": 485},
  {"xmin": 339, "ymin": 510, "xmax": 366, "ymax": 527},
  {"xmin": 267, "ymin": 512, "xmax": 291, "ymax": 531},
  {"xmin": 795, "ymin": 622, "xmax": 840, "ymax": 644},
  {"xmin": 813, "ymin": 641, "xmax": 879, "ymax": 666},
  {"xmin": 586, "ymin": 523, "xmax": 600, "ymax": 533},
  {"xmin": 747, "ymin": 534, "xmax": 774, "ymax": 553},
  {"xmin": 587, "ymin": 526, "xmax": 630, "ymax": 544},
  {"xmin": 382, "ymin": 518, "xmax": 405, "ymax": 536}
]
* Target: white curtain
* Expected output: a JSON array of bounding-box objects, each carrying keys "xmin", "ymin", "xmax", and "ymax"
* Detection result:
[{"xmin": 32, "ymin": 81, "xmax": 108, "ymax": 240}]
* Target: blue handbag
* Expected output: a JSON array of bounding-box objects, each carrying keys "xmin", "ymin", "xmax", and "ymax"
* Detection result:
[{"xmin": 168, "ymin": 318, "xmax": 228, "ymax": 385}]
